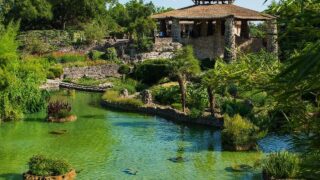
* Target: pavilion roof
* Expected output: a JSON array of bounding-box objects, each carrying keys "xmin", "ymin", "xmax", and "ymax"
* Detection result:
[{"xmin": 151, "ymin": 4, "xmax": 275, "ymax": 21}]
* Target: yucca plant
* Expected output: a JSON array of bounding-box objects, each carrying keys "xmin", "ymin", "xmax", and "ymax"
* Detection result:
[{"xmin": 261, "ymin": 151, "xmax": 301, "ymax": 179}]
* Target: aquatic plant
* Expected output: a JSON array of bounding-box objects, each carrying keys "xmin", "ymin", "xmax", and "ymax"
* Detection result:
[
  {"xmin": 28, "ymin": 155, "xmax": 72, "ymax": 176},
  {"xmin": 103, "ymin": 90, "xmax": 143, "ymax": 107},
  {"xmin": 222, "ymin": 114, "xmax": 266, "ymax": 150},
  {"xmin": 47, "ymin": 101, "xmax": 72, "ymax": 118},
  {"xmin": 261, "ymin": 151, "xmax": 300, "ymax": 179}
]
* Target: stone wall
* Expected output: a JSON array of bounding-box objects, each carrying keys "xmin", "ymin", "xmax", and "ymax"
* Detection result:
[
  {"xmin": 181, "ymin": 36, "xmax": 265, "ymax": 60},
  {"xmin": 63, "ymin": 64, "xmax": 120, "ymax": 79},
  {"xmin": 101, "ymin": 100, "xmax": 223, "ymax": 128}
]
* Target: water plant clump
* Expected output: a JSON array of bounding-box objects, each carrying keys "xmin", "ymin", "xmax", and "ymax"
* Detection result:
[
  {"xmin": 24, "ymin": 155, "xmax": 76, "ymax": 179},
  {"xmin": 222, "ymin": 114, "xmax": 266, "ymax": 151},
  {"xmin": 261, "ymin": 151, "xmax": 301, "ymax": 179},
  {"xmin": 47, "ymin": 100, "xmax": 77, "ymax": 122}
]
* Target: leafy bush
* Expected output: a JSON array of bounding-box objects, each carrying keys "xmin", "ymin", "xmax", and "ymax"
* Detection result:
[
  {"xmin": 0, "ymin": 24, "xmax": 48, "ymax": 122},
  {"xmin": 171, "ymin": 103, "xmax": 182, "ymax": 111},
  {"xmin": 222, "ymin": 114, "xmax": 266, "ymax": 147},
  {"xmin": 118, "ymin": 64, "xmax": 131, "ymax": 75},
  {"xmin": 261, "ymin": 151, "xmax": 300, "ymax": 179},
  {"xmin": 23, "ymin": 34, "xmax": 51, "ymax": 55},
  {"xmin": 47, "ymin": 101, "xmax": 72, "ymax": 118},
  {"xmin": 220, "ymin": 98, "xmax": 253, "ymax": 117},
  {"xmin": 189, "ymin": 108, "xmax": 203, "ymax": 118},
  {"xmin": 133, "ymin": 59, "xmax": 171, "ymax": 85},
  {"xmin": 102, "ymin": 47, "xmax": 118, "ymax": 61},
  {"xmin": 152, "ymin": 86, "xmax": 180, "ymax": 105},
  {"xmin": 187, "ymin": 84, "xmax": 208, "ymax": 113},
  {"xmin": 28, "ymin": 155, "xmax": 72, "ymax": 176},
  {"xmin": 47, "ymin": 71, "xmax": 55, "ymax": 79},
  {"xmin": 88, "ymin": 50, "xmax": 104, "ymax": 60},
  {"xmin": 48, "ymin": 65, "xmax": 63, "ymax": 79},
  {"xmin": 103, "ymin": 90, "xmax": 143, "ymax": 107}
]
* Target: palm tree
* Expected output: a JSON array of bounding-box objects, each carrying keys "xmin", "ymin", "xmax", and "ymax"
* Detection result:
[{"xmin": 170, "ymin": 46, "xmax": 200, "ymax": 113}]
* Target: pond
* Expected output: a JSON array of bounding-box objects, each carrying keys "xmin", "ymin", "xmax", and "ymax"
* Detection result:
[{"xmin": 0, "ymin": 91, "xmax": 291, "ymax": 180}]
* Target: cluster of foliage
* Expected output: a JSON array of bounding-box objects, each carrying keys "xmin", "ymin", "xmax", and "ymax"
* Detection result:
[
  {"xmin": 1, "ymin": 0, "xmax": 170, "ymax": 49},
  {"xmin": 47, "ymin": 100, "xmax": 72, "ymax": 118},
  {"xmin": 133, "ymin": 59, "xmax": 171, "ymax": 85},
  {"xmin": 260, "ymin": 151, "xmax": 301, "ymax": 179},
  {"xmin": 102, "ymin": 90, "xmax": 143, "ymax": 107},
  {"xmin": 28, "ymin": 155, "xmax": 72, "ymax": 176},
  {"xmin": 265, "ymin": 0, "xmax": 320, "ymax": 58},
  {"xmin": 47, "ymin": 65, "xmax": 63, "ymax": 79},
  {"xmin": 222, "ymin": 114, "xmax": 266, "ymax": 148},
  {"xmin": 0, "ymin": 23, "xmax": 48, "ymax": 122}
]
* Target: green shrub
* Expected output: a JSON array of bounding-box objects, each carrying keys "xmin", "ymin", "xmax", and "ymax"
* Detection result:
[
  {"xmin": 222, "ymin": 114, "xmax": 266, "ymax": 147},
  {"xmin": 189, "ymin": 108, "xmax": 203, "ymax": 118},
  {"xmin": 133, "ymin": 59, "xmax": 171, "ymax": 85},
  {"xmin": 23, "ymin": 34, "xmax": 51, "ymax": 54},
  {"xmin": 152, "ymin": 86, "xmax": 180, "ymax": 105},
  {"xmin": 261, "ymin": 151, "xmax": 300, "ymax": 179},
  {"xmin": 88, "ymin": 50, "xmax": 104, "ymax": 60},
  {"xmin": 187, "ymin": 84, "xmax": 208, "ymax": 113},
  {"xmin": 220, "ymin": 98, "xmax": 253, "ymax": 117},
  {"xmin": 28, "ymin": 155, "xmax": 72, "ymax": 176},
  {"xmin": 171, "ymin": 103, "xmax": 182, "ymax": 111},
  {"xmin": 48, "ymin": 65, "xmax": 63, "ymax": 78},
  {"xmin": 47, "ymin": 71, "xmax": 55, "ymax": 79},
  {"xmin": 118, "ymin": 64, "xmax": 131, "ymax": 75},
  {"xmin": 103, "ymin": 47, "xmax": 118, "ymax": 61},
  {"xmin": 103, "ymin": 90, "xmax": 143, "ymax": 107}
]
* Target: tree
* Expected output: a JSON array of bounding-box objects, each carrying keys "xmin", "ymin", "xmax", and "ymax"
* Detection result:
[
  {"xmin": 3, "ymin": 0, "xmax": 53, "ymax": 30},
  {"xmin": 49, "ymin": 0, "xmax": 108, "ymax": 29},
  {"xmin": 170, "ymin": 46, "xmax": 200, "ymax": 112}
]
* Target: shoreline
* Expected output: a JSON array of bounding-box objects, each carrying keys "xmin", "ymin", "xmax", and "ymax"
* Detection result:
[{"xmin": 101, "ymin": 100, "xmax": 223, "ymax": 128}]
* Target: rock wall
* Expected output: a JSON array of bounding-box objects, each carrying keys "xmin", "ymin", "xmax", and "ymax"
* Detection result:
[{"xmin": 63, "ymin": 64, "xmax": 120, "ymax": 79}]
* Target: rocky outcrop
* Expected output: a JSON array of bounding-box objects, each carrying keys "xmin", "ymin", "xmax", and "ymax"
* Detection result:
[
  {"xmin": 23, "ymin": 169, "xmax": 76, "ymax": 180},
  {"xmin": 63, "ymin": 64, "xmax": 120, "ymax": 79}
]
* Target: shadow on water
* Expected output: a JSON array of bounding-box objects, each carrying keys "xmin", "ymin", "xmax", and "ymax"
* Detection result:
[
  {"xmin": 112, "ymin": 121, "xmax": 156, "ymax": 128},
  {"xmin": 24, "ymin": 117, "xmax": 45, "ymax": 123},
  {"xmin": 0, "ymin": 173, "xmax": 22, "ymax": 180},
  {"xmin": 80, "ymin": 115, "xmax": 106, "ymax": 120}
]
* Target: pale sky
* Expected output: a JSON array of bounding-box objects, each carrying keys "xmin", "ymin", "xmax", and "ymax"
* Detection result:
[{"xmin": 118, "ymin": 0, "xmax": 278, "ymax": 12}]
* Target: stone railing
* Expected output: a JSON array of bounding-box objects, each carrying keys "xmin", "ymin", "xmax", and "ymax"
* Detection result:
[{"xmin": 60, "ymin": 82, "xmax": 111, "ymax": 92}]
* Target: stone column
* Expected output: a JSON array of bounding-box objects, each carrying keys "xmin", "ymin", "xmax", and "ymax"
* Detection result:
[
  {"xmin": 171, "ymin": 18, "xmax": 181, "ymax": 42},
  {"xmin": 224, "ymin": 16, "xmax": 236, "ymax": 62},
  {"xmin": 214, "ymin": 20, "xmax": 222, "ymax": 57},
  {"xmin": 240, "ymin": 20, "xmax": 250, "ymax": 39},
  {"xmin": 267, "ymin": 19, "xmax": 278, "ymax": 55}
]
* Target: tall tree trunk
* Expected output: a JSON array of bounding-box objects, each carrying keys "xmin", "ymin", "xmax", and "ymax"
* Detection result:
[
  {"xmin": 207, "ymin": 87, "xmax": 216, "ymax": 116},
  {"xmin": 177, "ymin": 75, "xmax": 187, "ymax": 113}
]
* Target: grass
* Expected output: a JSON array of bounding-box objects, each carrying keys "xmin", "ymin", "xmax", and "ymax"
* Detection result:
[
  {"xmin": 102, "ymin": 90, "xmax": 143, "ymax": 107},
  {"xmin": 261, "ymin": 151, "xmax": 301, "ymax": 179},
  {"xmin": 73, "ymin": 77, "xmax": 140, "ymax": 94}
]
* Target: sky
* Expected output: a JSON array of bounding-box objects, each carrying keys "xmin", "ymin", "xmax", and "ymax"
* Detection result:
[{"xmin": 118, "ymin": 0, "xmax": 278, "ymax": 12}]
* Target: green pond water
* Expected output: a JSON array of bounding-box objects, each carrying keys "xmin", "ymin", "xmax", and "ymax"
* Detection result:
[{"xmin": 0, "ymin": 91, "xmax": 291, "ymax": 180}]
